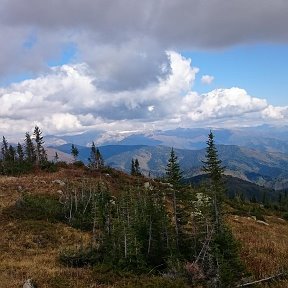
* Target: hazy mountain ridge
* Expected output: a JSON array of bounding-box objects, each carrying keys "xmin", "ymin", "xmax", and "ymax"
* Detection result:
[
  {"xmin": 186, "ymin": 174, "xmax": 278, "ymax": 203},
  {"xmin": 47, "ymin": 125, "xmax": 288, "ymax": 190},
  {"xmin": 53, "ymin": 143, "xmax": 288, "ymax": 190},
  {"xmin": 46, "ymin": 125, "xmax": 288, "ymax": 153}
]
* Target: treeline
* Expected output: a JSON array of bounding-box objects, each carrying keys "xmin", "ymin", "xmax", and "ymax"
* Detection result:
[
  {"xmin": 0, "ymin": 128, "xmax": 108, "ymax": 175},
  {"xmin": 70, "ymin": 142, "xmax": 104, "ymax": 170},
  {"xmin": 0, "ymin": 126, "xmax": 55, "ymax": 175}
]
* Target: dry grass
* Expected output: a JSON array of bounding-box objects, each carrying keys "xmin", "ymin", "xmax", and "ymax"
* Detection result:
[
  {"xmin": 0, "ymin": 221, "xmax": 96, "ymax": 287},
  {"xmin": 1, "ymin": 169, "xmax": 288, "ymax": 287},
  {"xmin": 0, "ymin": 171, "xmax": 103, "ymax": 288},
  {"xmin": 228, "ymin": 214, "xmax": 288, "ymax": 287},
  {"xmin": 0, "ymin": 168, "xmax": 178, "ymax": 288}
]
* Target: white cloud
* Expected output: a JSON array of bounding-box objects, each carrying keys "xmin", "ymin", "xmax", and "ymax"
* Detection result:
[
  {"xmin": 182, "ymin": 87, "xmax": 269, "ymax": 123},
  {"xmin": 0, "ymin": 52, "xmax": 286, "ymax": 139},
  {"xmin": 262, "ymin": 105, "xmax": 288, "ymax": 120},
  {"xmin": 201, "ymin": 75, "xmax": 214, "ymax": 85},
  {"xmin": 148, "ymin": 106, "xmax": 155, "ymax": 112}
]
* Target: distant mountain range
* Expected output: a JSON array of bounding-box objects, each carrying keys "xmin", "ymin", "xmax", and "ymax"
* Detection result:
[
  {"xmin": 52, "ymin": 143, "xmax": 288, "ymax": 191},
  {"xmin": 46, "ymin": 125, "xmax": 288, "ymax": 190},
  {"xmin": 46, "ymin": 125, "xmax": 288, "ymax": 153},
  {"xmin": 185, "ymin": 174, "xmax": 280, "ymax": 203}
]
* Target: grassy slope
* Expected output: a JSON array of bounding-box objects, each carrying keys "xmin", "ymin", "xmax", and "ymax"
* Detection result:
[
  {"xmin": 0, "ymin": 168, "xmax": 287, "ymax": 287},
  {"xmin": 0, "ymin": 170, "xmax": 93, "ymax": 288},
  {"xmin": 0, "ymin": 168, "xmax": 189, "ymax": 288},
  {"xmin": 228, "ymin": 215, "xmax": 288, "ymax": 287}
]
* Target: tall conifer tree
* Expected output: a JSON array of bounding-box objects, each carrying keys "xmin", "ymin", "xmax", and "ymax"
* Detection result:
[
  {"xmin": 33, "ymin": 126, "xmax": 47, "ymax": 165},
  {"xmin": 71, "ymin": 144, "xmax": 79, "ymax": 162},
  {"xmin": 88, "ymin": 142, "xmax": 104, "ymax": 169},
  {"xmin": 202, "ymin": 131, "xmax": 243, "ymax": 287},
  {"xmin": 25, "ymin": 132, "xmax": 36, "ymax": 163},
  {"xmin": 165, "ymin": 148, "xmax": 182, "ymax": 186}
]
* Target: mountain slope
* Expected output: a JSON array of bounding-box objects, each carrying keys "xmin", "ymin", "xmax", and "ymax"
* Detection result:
[
  {"xmin": 185, "ymin": 174, "xmax": 278, "ymax": 202},
  {"xmin": 54, "ymin": 144, "xmax": 288, "ymax": 190}
]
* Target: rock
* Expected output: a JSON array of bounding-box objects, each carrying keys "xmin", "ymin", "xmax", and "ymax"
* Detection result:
[
  {"xmin": 52, "ymin": 179, "xmax": 65, "ymax": 186},
  {"xmin": 232, "ymin": 216, "xmax": 241, "ymax": 223},
  {"xmin": 57, "ymin": 190, "xmax": 63, "ymax": 195},
  {"xmin": 23, "ymin": 279, "xmax": 35, "ymax": 288},
  {"xmin": 159, "ymin": 182, "xmax": 173, "ymax": 188},
  {"xmin": 144, "ymin": 182, "xmax": 153, "ymax": 190}
]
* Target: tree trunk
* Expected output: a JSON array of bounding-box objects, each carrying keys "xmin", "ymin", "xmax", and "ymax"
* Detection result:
[{"xmin": 172, "ymin": 190, "xmax": 179, "ymax": 250}]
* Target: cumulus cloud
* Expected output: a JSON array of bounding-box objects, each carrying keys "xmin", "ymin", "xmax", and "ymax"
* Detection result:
[
  {"xmin": 262, "ymin": 105, "xmax": 288, "ymax": 120},
  {"xmin": 201, "ymin": 75, "xmax": 214, "ymax": 85},
  {"xmin": 0, "ymin": 51, "xmax": 286, "ymax": 139},
  {"xmin": 181, "ymin": 87, "xmax": 268, "ymax": 122}
]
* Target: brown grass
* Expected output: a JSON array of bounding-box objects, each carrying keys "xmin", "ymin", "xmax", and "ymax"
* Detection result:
[
  {"xmin": 1, "ymin": 169, "xmax": 288, "ymax": 287},
  {"xmin": 0, "ymin": 168, "xmax": 175, "ymax": 288},
  {"xmin": 228, "ymin": 214, "xmax": 288, "ymax": 287},
  {"xmin": 0, "ymin": 170, "xmax": 104, "ymax": 287}
]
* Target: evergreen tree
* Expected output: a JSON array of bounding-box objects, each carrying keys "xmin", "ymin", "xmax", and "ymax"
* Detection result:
[
  {"xmin": 202, "ymin": 132, "xmax": 225, "ymax": 184},
  {"xmin": 1, "ymin": 136, "xmax": 9, "ymax": 161},
  {"xmin": 165, "ymin": 148, "xmax": 182, "ymax": 186},
  {"xmin": 33, "ymin": 126, "xmax": 47, "ymax": 165},
  {"xmin": 202, "ymin": 131, "xmax": 225, "ymax": 228},
  {"xmin": 88, "ymin": 142, "xmax": 104, "ymax": 170},
  {"xmin": 131, "ymin": 158, "xmax": 141, "ymax": 176},
  {"xmin": 134, "ymin": 158, "xmax": 141, "ymax": 176},
  {"xmin": 71, "ymin": 144, "xmax": 79, "ymax": 162},
  {"xmin": 8, "ymin": 145, "xmax": 16, "ymax": 162},
  {"xmin": 0, "ymin": 138, "xmax": 16, "ymax": 174},
  {"xmin": 54, "ymin": 152, "xmax": 59, "ymax": 163},
  {"xmin": 130, "ymin": 159, "xmax": 136, "ymax": 175},
  {"xmin": 17, "ymin": 143, "xmax": 24, "ymax": 162},
  {"xmin": 25, "ymin": 132, "xmax": 36, "ymax": 163},
  {"xmin": 202, "ymin": 131, "xmax": 243, "ymax": 287},
  {"xmin": 165, "ymin": 148, "xmax": 183, "ymax": 252}
]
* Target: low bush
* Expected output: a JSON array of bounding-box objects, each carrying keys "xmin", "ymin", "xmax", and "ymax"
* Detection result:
[
  {"xmin": 7, "ymin": 194, "xmax": 64, "ymax": 222},
  {"xmin": 40, "ymin": 161, "xmax": 58, "ymax": 172},
  {"xmin": 59, "ymin": 247, "xmax": 101, "ymax": 267},
  {"xmin": 73, "ymin": 160, "xmax": 85, "ymax": 168}
]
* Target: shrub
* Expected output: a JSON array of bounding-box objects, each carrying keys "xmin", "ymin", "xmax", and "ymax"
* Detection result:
[
  {"xmin": 40, "ymin": 161, "xmax": 58, "ymax": 172},
  {"xmin": 56, "ymin": 161, "xmax": 69, "ymax": 168},
  {"xmin": 59, "ymin": 247, "xmax": 101, "ymax": 267},
  {"xmin": 73, "ymin": 160, "xmax": 85, "ymax": 168},
  {"xmin": 8, "ymin": 194, "xmax": 64, "ymax": 222},
  {"xmin": 250, "ymin": 207, "xmax": 265, "ymax": 221},
  {"xmin": 283, "ymin": 212, "xmax": 288, "ymax": 221},
  {"xmin": 212, "ymin": 226, "xmax": 246, "ymax": 287}
]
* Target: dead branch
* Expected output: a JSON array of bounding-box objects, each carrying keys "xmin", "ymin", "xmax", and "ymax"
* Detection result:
[{"xmin": 237, "ymin": 272, "xmax": 287, "ymax": 287}]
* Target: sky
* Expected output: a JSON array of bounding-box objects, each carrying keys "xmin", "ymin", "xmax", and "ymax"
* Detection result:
[{"xmin": 0, "ymin": 0, "xmax": 288, "ymax": 139}]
